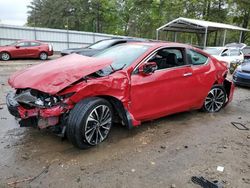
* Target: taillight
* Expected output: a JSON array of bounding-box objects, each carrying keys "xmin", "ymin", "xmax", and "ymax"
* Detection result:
[{"xmin": 48, "ymin": 44, "xmax": 53, "ymax": 51}]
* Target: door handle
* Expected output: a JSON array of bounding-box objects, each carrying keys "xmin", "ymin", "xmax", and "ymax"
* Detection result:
[{"xmin": 183, "ymin": 72, "xmax": 192, "ymax": 77}]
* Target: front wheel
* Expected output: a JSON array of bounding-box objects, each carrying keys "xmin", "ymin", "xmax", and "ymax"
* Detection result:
[
  {"xmin": 67, "ymin": 97, "xmax": 113, "ymax": 149},
  {"xmin": 202, "ymin": 85, "xmax": 227, "ymax": 112},
  {"xmin": 0, "ymin": 52, "xmax": 10, "ymax": 61}
]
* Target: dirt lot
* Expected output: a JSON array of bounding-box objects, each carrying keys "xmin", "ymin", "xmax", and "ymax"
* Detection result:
[{"xmin": 0, "ymin": 57, "xmax": 249, "ymax": 188}]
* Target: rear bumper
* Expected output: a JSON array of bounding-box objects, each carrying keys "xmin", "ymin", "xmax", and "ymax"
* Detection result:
[
  {"xmin": 48, "ymin": 50, "xmax": 54, "ymax": 56},
  {"xmin": 224, "ymin": 78, "xmax": 235, "ymax": 104}
]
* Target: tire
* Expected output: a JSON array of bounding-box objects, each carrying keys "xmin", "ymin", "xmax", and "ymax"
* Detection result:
[
  {"xmin": 202, "ymin": 85, "xmax": 227, "ymax": 112},
  {"xmin": 39, "ymin": 52, "xmax": 48, "ymax": 60},
  {"xmin": 0, "ymin": 52, "xmax": 10, "ymax": 61},
  {"xmin": 67, "ymin": 97, "xmax": 113, "ymax": 149}
]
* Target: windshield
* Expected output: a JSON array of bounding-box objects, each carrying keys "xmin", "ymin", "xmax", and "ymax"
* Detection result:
[
  {"xmin": 204, "ymin": 48, "xmax": 222, "ymax": 55},
  {"xmin": 94, "ymin": 44, "xmax": 150, "ymax": 75},
  {"xmin": 88, "ymin": 40, "xmax": 117, "ymax": 50}
]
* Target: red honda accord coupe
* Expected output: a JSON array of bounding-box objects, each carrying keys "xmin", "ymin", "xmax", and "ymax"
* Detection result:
[
  {"xmin": 6, "ymin": 42, "xmax": 234, "ymax": 149},
  {"xmin": 0, "ymin": 40, "xmax": 53, "ymax": 61}
]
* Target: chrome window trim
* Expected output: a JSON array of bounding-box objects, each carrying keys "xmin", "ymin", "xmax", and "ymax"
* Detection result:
[{"xmin": 133, "ymin": 46, "xmax": 188, "ymax": 73}]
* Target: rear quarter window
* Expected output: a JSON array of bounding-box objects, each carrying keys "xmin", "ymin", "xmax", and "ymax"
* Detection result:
[
  {"xmin": 30, "ymin": 42, "xmax": 41, "ymax": 46},
  {"xmin": 187, "ymin": 49, "xmax": 208, "ymax": 65}
]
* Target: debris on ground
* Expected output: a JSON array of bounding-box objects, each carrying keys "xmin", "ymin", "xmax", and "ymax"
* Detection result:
[
  {"xmin": 21, "ymin": 153, "xmax": 30, "ymax": 160},
  {"xmin": 160, "ymin": 145, "xmax": 166, "ymax": 149},
  {"xmin": 191, "ymin": 176, "xmax": 224, "ymax": 188},
  {"xmin": 231, "ymin": 122, "xmax": 249, "ymax": 130},
  {"xmin": 7, "ymin": 165, "xmax": 49, "ymax": 186},
  {"xmin": 170, "ymin": 183, "xmax": 176, "ymax": 188},
  {"xmin": 217, "ymin": 166, "xmax": 224, "ymax": 172}
]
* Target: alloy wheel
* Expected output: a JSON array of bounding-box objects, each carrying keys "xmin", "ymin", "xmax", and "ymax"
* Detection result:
[
  {"xmin": 1, "ymin": 53, "xmax": 10, "ymax": 61},
  {"xmin": 40, "ymin": 52, "xmax": 47, "ymax": 60},
  {"xmin": 84, "ymin": 105, "xmax": 112, "ymax": 145},
  {"xmin": 204, "ymin": 88, "xmax": 226, "ymax": 112}
]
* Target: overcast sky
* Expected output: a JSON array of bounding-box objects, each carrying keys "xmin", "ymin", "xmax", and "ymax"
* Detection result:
[{"xmin": 0, "ymin": 0, "xmax": 32, "ymax": 25}]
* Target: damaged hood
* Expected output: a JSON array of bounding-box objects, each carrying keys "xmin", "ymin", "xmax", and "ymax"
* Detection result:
[{"xmin": 9, "ymin": 54, "xmax": 112, "ymax": 94}]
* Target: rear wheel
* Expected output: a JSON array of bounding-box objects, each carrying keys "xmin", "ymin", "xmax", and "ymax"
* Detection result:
[
  {"xmin": 202, "ymin": 85, "xmax": 227, "ymax": 112},
  {"xmin": 0, "ymin": 52, "xmax": 10, "ymax": 61},
  {"xmin": 39, "ymin": 52, "xmax": 48, "ymax": 60},
  {"xmin": 67, "ymin": 97, "xmax": 113, "ymax": 149}
]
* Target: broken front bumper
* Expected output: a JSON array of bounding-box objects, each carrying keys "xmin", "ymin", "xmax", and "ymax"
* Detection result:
[
  {"xmin": 6, "ymin": 92, "xmax": 70, "ymax": 128},
  {"xmin": 6, "ymin": 92, "xmax": 20, "ymax": 118}
]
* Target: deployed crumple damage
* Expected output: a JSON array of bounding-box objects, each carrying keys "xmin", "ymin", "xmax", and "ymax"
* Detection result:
[
  {"xmin": 8, "ymin": 54, "xmax": 136, "ymax": 127},
  {"xmin": 8, "ymin": 54, "xmax": 113, "ymax": 94},
  {"xmin": 61, "ymin": 71, "xmax": 131, "ymax": 104}
]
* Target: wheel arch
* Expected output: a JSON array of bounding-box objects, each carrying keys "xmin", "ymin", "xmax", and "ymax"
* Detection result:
[
  {"xmin": 39, "ymin": 51, "xmax": 48, "ymax": 58},
  {"xmin": 96, "ymin": 95, "xmax": 133, "ymax": 129},
  {"xmin": 0, "ymin": 51, "xmax": 11, "ymax": 59}
]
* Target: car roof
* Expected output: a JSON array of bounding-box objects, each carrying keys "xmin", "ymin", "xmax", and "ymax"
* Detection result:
[
  {"xmin": 205, "ymin": 47, "xmax": 227, "ymax": 50},
  {"xmin": 99, "ymin": 38, "xmax": 148, "ymax": 43},
  {"xmin": 205, "ymin": 46, "xmax": 241, "ymax": 51},
  {"xmin": 16, "ymin": 40, "xmax": 42, "ymax": 43},
  {"xmin": 125, "ymin": 41, "xmax": 194, "ymax": 49}
]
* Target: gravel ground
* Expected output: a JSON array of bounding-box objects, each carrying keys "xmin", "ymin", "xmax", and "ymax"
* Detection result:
[{"xmin": 0, "ymin": 57, "xmax": 249, "ymax": 188}]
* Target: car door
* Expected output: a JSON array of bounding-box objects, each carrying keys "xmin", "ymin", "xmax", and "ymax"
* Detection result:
[
  {"xmin": 11, "ymin": 42, "xmax": 30, "ymax": 58},
  {"xmin": 186, "ymin": 49, "xmax": 213, "ymax": 107},
  {"xmin": 28, "ymin": 42, "xmax": 41, "ymax": 57},
  {"xmin": 130, "ymin": 47, "xmax": 195, "ymax": 121}
]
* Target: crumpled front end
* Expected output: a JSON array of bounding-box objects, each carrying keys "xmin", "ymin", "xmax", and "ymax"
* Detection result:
[{"xmin": 6, "ymin": 89, "xmax": 74, "ymax": 130}]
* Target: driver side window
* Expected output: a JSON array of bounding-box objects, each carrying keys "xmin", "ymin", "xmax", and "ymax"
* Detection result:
[{"xmin": 148, "ymin": 48, "xmax": 185, "ymax": 70}]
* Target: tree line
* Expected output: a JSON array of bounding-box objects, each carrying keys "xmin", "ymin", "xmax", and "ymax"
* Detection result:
[{"xmin": 27, "ymin": 0, "xmax": 250, "ymax": 46}]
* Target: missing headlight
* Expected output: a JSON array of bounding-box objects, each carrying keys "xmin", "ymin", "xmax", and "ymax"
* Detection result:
[{"xmin": 14, "ymin": 89, "xmax": 64, "ymax": 108}]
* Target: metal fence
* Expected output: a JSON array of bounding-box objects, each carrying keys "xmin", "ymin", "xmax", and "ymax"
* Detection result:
[{"xmin": 0, "ymin": 24, "xmax": 127, "ymax": 51}]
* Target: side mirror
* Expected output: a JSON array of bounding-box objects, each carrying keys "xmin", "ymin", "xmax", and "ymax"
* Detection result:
[
  {"xmin": 15, "ymin": 45, "xmax": 20, "ymax": 48},
  {"xmin": 139, "ymin": 62, "xmax": 158, "ymax": 75},
  {"xmin": 221, "ymin": 53, "xmax": 228, "ymax": 57}
]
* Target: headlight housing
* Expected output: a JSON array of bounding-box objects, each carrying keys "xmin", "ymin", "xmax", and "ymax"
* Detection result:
[{"xmin": 14, "ymin": 89, "xmax": 64, "ymax": 108}]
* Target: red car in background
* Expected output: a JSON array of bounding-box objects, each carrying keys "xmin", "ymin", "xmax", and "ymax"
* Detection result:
[
  {"xmin": 6, "ymin": 42, "xmax": 234, "ymax": 149},
  {"xmin": 0, "ymin": 40, "xmax": 53, "ymax": 61}
]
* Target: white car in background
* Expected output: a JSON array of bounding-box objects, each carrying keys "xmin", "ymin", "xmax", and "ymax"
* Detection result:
[{"xmin": 204, "ymin": 47, "xmax": 244, "ymax": 68}]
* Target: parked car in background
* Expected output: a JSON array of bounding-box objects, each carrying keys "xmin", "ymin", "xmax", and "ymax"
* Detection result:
[
  {"xmin": 7, "ymin": 42, "xmax": 234, "ymax": 149},
  {"xmin": 233, "ymin": 58, "xmax": 250, "ymax": 87},
  {"xmin": 242, "ymin": 46, "xmax": 250, "ymax": 60},
  {"xmin": 60, "ymin": 38, "xmax": 146, "ymax": 56},
  {"xmin": 0, "ymin": 40, "xmax": 53, "ymax": 61},
  {"xmin": 225, "ymin": 42, "xmax": 246, "ymax": 49},
  {"xmin": 204, "ymin": 47, "xmax": 244, "ymax": 73}
]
